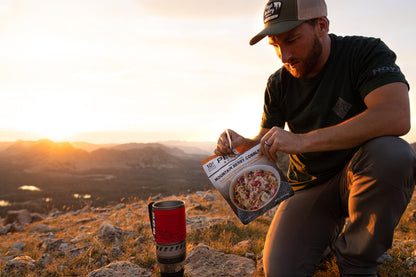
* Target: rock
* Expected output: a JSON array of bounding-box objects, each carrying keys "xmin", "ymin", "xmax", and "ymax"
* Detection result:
[
  {"xmin": 186, "ymin": 215, "xmax": 230, "ymax": 232},
  {"xmin": 71, "ymin": 233, "xmax": 92, "ymax": 243},
  {"xmin": 36, "ymin": 254, "xmax": 53, "ymax": 268},
  {"xmin": 93, "ymin": 207, "xmax": 113, "ymax": 213},
  {"xmin": 403, "ymin": 257, "xmax": 416, "ymax": 270},
  {"xmin": 4, "ymin": 209, "xmax": 32, "ymax": 226},
  {"xmin": 37, "ymin": 232, "xmax": 56, "ymax": 241},
  {"xmin": 70, "ymin": 205, "xmax": 91, "ymax": 216},
  {"xmin": 30, "ymin": 213, "xmax": 44, "ymax": 223},
  {"xmin": 86, "ymin": 261, "xmax": 155, "ymax": 277},
  {"xmin": 7, "ymin": 222, "xmax": 23, "ymax": 233},
  {"xmin": 30, "ymin": 223, "xmax": 60, "ymax": 233},
  {"xmin": 0, "ymin": 225, "xmax": 8, "ymax": 235},
  {"xmin": 244, "ymin": 252, "xmax": 256, "ymax": 259},
  {"xmin": 10, "ymin": 242, "xmax": 26, "ymax": 253},
  {"xmin": 150, "ymin": 193, "xmax": 163, "ymax": 201},
  {"xmin": 93, "ymin": 255, "xmax": 111, "ymax": 268},
  {"xmin": 47, "ymin": 208, "xmax": 62, "ymax": 218},
  {"xmin": 195, "ymin": 191, "xmax": 217, "ymax": 201},
  {"xmin": 43, "ymin": 238, "xmax": 64, "ymax": 252},
  {"xmin": 135, "ymin": 235, "xmax": 146, "ymax": 244},
  {"xmin": 109, "ymin": 247, "xmax": 123, "ymax": 258},
  {"xmin": 231, "ymin": 240, "xmax": 252, "ymax": 254},
  {"xmin": 185, "ymin": 244, "xmax": 256, "ymax": 277},
  {"xmin": 1, "ymin": 255, "xmax": 36, "ymax": 276},
  {"xmin": 263, "ymin": 205, "xmax": 279, "ymax": 219},
  {"xmin": 58, "ymin": 242, "xmax": 75, "ymax": 253},
  {"xmin": 68, "ymin": 243, "xmax": 92, "ymax": 258},
  {"xmin": 256, "ymin": 252, "xmax": 264, "ymax": 274},
  {"xmin": 186, "ymin": 195, "xmax": 199, "ymax": 205},
  {"xmin": 123, "ymin": 230, "xmax": 139, "ymax": 238},
  {"xmin": 97, "ymin": 221, "xmax": 122, "ymax": 243},
  {"xmin": 188, "ymin": 204, "xmax": 212, "ymax": 212},
  {"xmin": 407, "ymin": 209, "xmax": 416, "ymax": 223},
  {"xmin": 204, "ymin": 193, "xmax": 217, "ymax": 201},
  {"xmin": 111, "ymin": 203, "xmax": 126, "ymax": 211},
  {"xmin": 58, "ymin": 263, "xmax": 69, "ymax": 272},
  {"xmin": 76, "ymin": 218, "xmax": 94, "ymax": 224},
  {"xmin": 376, "ymin": 252, "xmax": 393, "ymax": 263},
  {"xmin": 79, "ymin": 225, "xmax": 92, "ymax": 231}
]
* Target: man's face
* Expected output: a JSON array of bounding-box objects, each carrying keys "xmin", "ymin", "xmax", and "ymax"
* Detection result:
[{"xmin": 268, "ymin": 21, "xmax": 323, "ymax": 78}]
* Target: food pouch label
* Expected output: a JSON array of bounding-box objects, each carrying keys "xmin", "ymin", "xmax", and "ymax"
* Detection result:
[{"xmin": 201, "ymin": 144, "xmax": 294, "ymax": 224}]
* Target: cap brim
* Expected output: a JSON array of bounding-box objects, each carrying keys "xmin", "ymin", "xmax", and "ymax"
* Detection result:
[{"xmin": 249, "ymin": 20, "xmax": 306, "ymax": 45}]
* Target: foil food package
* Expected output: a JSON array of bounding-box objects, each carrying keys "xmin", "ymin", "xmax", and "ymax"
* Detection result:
[{"xmin": 201, "ymin": 144, "xmax": 294, "ymax": 224}]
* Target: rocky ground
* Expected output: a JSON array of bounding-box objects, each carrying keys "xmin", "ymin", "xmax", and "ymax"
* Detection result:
[{"xmin": 0, "ymin": 190, "xmax": 415, "ymax": 276}]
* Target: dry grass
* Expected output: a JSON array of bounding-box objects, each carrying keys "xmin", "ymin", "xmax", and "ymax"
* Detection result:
[{"xmin": 0, "ymin": 190, "xmax": 415, "ymax": 276}]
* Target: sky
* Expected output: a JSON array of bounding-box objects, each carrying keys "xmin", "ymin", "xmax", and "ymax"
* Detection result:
[{"xmin": 0, "ymin": 0, "xmax": 415, "ymax": 144}]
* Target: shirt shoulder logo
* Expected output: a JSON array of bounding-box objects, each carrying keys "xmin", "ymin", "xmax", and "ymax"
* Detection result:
[
  {"xmin": 372, "ymin": 66, "xmax": 401, "ymax": 76},
  {"xmin": 264, "ymin": 1, "xmax": 282, "ymax": 24}
]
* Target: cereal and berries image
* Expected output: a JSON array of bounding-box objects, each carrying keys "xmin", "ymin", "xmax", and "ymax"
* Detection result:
[{"xmin": 230, "ymin": 165, "xmax": 281, "ymax": 211}]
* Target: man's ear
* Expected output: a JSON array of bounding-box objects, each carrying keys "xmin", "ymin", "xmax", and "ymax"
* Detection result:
[{"xmin": 317, "ymin": 17, "xmax": 329, "ymax": 34}]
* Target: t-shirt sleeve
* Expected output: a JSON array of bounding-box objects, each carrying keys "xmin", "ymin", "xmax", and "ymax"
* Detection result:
[
  {"xmin": 354, "ymin": 38, "xmax": 409, "ymax": 99},
  {"xmin": 261, "ymin": 73, "xmax": 286, "ymax": 129}
]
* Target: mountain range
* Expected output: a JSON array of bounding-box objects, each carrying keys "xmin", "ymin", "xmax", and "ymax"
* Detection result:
[{"xmin": 0, "ymin": 139, "xmax": 215, "ymax": 217}]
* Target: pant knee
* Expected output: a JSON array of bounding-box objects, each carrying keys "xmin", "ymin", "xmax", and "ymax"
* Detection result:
[{"xmin": 356, "ymin": 136, "xmax": 416, "ymax": 185}]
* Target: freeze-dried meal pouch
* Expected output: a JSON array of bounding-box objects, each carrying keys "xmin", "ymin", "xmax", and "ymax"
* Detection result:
[{"xmin": 201, "ymin": 144, "xmax": 294, "ymax": 224}]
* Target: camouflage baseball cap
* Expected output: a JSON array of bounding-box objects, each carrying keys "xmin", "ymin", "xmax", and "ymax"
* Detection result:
[{"xmin": 250, "ymin": 0, "xmax": 327, "ymax": 45}]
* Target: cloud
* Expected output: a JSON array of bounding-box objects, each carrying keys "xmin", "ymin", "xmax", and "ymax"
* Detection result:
[{"xmin": 136, "ymin": 0, "xmax": 264, "ymax": 19}]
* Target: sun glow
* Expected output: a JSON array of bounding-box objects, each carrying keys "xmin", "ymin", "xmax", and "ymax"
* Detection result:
[
  {"xmin": 226, "ymin": 96, "xmax": 264, "ymax": 138},
  {"xmin": 13, "ymin": 116, "xmax": 87, "ymax": 142},
  {"xmin": 6, "ymin": 89, "xmax": 99, "ymax": 141}
]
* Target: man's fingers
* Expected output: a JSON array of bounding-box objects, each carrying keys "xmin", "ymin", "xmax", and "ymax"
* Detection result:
[
  {"xmin": 215, "ymin": 132, "xmax": 234, "ymax": 155},
  {"xmin": 262, "ymin": 143, "xmax": 273, "ymax": 161},
  {"xmin": 260, "ymin": 135, "xmax": 279, "ymax": 162},
  {"xmin": 269, "ymin": 146, "xmax": 279, "ymax": 161}
]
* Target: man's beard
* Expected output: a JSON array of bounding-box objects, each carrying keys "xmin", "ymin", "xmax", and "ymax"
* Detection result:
[{"xmin": 284, "ymin": 35, "xmax": 323, "ymax": 78}]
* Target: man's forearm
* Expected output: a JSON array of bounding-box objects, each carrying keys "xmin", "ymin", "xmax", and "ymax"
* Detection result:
[
  {"xmin": 303, "ymin": 110, "xmax": 391, "ymax": 152},
  {"xmin": 302, "ymin": 83, "xmax": 410, "ymax": 153}
]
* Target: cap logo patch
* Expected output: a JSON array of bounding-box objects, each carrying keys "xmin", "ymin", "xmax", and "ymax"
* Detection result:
[{"xmin": 264, "ymin": 1, "xmax": 282, "ymax": 24}]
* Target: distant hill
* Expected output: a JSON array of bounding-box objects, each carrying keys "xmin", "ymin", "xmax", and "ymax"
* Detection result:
[
  {"xmin": 160, "ymin": 140, "xmax": 216, "ymax": 155},
  {"xmin": 70, "ymin": 140, "xmax": 216, "ymax": 156},
  {"xmin": 0, "ymin": 139, "xmax": 210, "ymax": 172},
  {"xmin": 0, "ymin": 139, "xmax": 212, "ymax": 217},
  {"xmin": 0, "ymin": 141, "xmax": 15, "ymax": 152},
  {"xmin": 70, "ymin": 141, "xmax": 117, "ymax": 152}
]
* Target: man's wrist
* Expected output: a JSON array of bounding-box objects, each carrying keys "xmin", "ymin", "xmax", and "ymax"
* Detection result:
[{"xmin": 243, "ymin": 138, "xmax": 260, "ymax": 148}]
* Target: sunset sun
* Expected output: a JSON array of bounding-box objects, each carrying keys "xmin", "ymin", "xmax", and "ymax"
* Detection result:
[{"xmin": 12, "ymin": 89, "xmax": 93, "ymax": 141}]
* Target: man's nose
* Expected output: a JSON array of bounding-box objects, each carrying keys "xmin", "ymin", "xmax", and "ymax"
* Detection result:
[{"xmin": 280, "ymin": 48, "xmax": 293, "ymax": 64}]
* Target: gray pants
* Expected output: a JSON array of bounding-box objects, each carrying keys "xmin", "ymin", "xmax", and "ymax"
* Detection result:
[{"xmin": 263, "ymin": 136, "xmax": 416, "ymax": 276}]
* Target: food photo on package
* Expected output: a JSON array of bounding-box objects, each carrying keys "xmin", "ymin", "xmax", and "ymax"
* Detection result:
[{"xmin": 201, "ymin": 144, "xmax": 294, "ymax": 224}]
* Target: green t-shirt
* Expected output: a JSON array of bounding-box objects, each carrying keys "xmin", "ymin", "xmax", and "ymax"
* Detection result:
[{"xmin": 261, "ymin": 34, "xmax": 409, "ymax": 191}]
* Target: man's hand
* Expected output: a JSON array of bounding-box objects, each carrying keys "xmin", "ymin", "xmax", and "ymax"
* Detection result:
[
  {"xmin": 214, "ymin": 129, "xmax": 246, "ymax": 156},
  {"xmin": 260, "ymin": 127, "xmax": 305, "ymax": 161}
]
